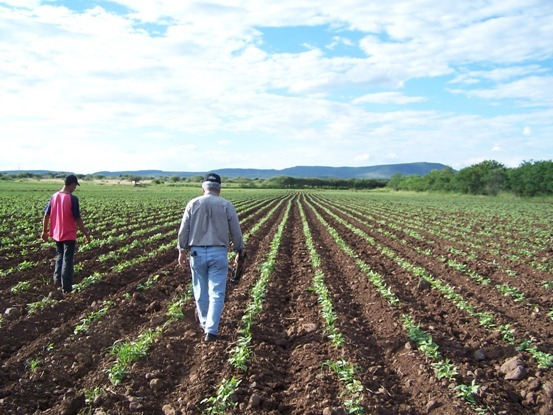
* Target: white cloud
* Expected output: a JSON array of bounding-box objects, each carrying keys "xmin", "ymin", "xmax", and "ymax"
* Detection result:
[
  {"xmin": 0, "ymin": 0, "xmax": 41, "ymax": 8},
  {"xmin": 353, "ymin": 153, "xmax": 370, "ymax": 162},
  {"xmin": 326, "ymin": 35, "xmax": 355, "ymax": 50},
  {"xmin": 451, "ymin": 65, "xmax": 548, "ymax": 84},
  {"xmin": 0, "ymin": 0, "xmax": 552, "ymax": 173},
  {"xmin": 451, "ymin": 76, "xmax": 553, "ymax": 106},
  {"xmin": 353, "ymin": 92, "xmax": 426, "ymax": 105}
]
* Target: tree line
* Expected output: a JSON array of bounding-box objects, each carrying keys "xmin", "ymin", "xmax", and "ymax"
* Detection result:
[
  {"xmin": 0, "ymin": 171, "xmax": 386, "ymax": 190},
  {"xmin": 1, "ymin": 159, "xmax": 551, "ymax": 196},
  {"xmin": 388, "ymin": 160, "xmax": 553, "ymax": 196}
]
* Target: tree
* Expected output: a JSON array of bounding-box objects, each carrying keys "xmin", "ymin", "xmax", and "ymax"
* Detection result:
[
  {"xmin": 424, "ymin": 167, "xmax": 456, "ymax": 191},
  {"xmin": 129, "ymin": 176, "xmax": 142, "ymax": 186},
  {"xmin": 387, "ymin": 173, "xmax": 404, "ymax": 191},
  {"xmin": 455, "ymin": 160, "xmax": 508, "ymax": 195},
  {"xmin": 187, "ymin": 175, "xmax": 204, "ymax": 182},
  {"xmin": 402, "ymin": 175, "xmax": 426, "ymax": 192},
  {"xmin": 509, "ymin": 160, "xmax": 553, "ymax": 196}
]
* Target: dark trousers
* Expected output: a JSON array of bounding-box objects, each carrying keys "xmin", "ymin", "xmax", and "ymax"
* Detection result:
[{"xmin": 54, "ymin": 240, "xmax": 76, "ymax": 292}]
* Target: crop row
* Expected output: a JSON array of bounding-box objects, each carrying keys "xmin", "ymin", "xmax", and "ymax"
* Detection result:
[
  {"xmin": 1, "ymin": 185, "xmax": 551, "ymax": 414},
  {"xmin": 319, "ymin": 195, "xmax": 552, "ymax": 324}
]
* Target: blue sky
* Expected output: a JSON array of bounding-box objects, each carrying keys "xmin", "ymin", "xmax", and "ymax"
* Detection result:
[{"xmin": 0, "ymin": 0, "xmax": 551, "ymax": 174}]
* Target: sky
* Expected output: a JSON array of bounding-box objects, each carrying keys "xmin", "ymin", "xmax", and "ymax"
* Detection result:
[{"xmin": 0, "ymin": 0, "xmax": 552, "ymax": 174}]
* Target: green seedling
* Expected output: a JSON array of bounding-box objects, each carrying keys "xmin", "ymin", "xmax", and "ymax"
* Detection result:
[
  {"xmin": 201, "ymin": 376, "xmax": 242, "ymax": 415},
  {"xmin": 107, "ymin": 327, "xmax": 162, "ymax": 385},
  {"xmin": 11, "ymin": 280, "xmax": 31, "ymax": 294},
  {"xmin": 323, "ymin": 359, "xmax": 364, "ymax": 415}
]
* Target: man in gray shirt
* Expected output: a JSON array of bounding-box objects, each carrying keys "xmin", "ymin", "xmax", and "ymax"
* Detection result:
[{"xmin": 177, "ymin": 173, "xmax": 245, "ymax": 342}]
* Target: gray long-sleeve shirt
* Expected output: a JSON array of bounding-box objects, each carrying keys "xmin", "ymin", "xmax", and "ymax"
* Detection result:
[{"xmin": 177, "ymin": 192, "xmax": 244, "ymax": 252}]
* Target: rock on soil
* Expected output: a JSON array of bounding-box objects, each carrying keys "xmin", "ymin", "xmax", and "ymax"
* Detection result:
[{"xmin": 500, "ymin": 356, "xmax": 527, "ymax": 381}]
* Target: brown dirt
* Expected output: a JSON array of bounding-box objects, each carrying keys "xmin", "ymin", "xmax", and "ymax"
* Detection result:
[{"xmin": 0, "ymin": 193, "xmax": 551, "ymax": 415}]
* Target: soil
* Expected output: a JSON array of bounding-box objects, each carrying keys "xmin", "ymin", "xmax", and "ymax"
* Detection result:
[{"xmin": 0, "ymin": 193, "xmax": 551, "ymax": 415}]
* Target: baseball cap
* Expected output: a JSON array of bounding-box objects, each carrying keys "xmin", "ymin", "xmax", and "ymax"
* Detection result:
[
  {"xmin": 203, "ymin": 173, "xmax": 221, "ymax": 184},
  {"xmin": 65, "ymin": 174, "xmax": 80, "ymax": 186}
]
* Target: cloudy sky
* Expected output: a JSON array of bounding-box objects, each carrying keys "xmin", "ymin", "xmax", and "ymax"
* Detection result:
[{"xmin": 1, "ymin": 0, "xmax": 552, "ymax": 174}]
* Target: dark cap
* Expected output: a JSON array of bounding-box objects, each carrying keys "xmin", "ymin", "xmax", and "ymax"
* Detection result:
[
  {"xmin": 64, "ymin": 174, "xmax": 80, "ymax": 186},
  {"xmin": 203, "ymin": 173, "xmax": 221, "ymax": 184}
]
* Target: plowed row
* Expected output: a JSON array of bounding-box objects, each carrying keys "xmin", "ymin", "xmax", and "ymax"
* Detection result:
[{"xmin": 0, "ymin": 188, "xmax": 551, "ymax": 415}]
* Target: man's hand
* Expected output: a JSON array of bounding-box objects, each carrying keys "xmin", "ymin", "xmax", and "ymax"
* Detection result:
[
  {"xmin": 230, "ymin": 249, "xmax": 247, "ymax": 283},
  {"xmin": 41, "ymin": 231, "xmax": 49, "ymax": 242},
  {"xmin": 77, "ymin": 220, "xmax": 91, "ymax": 244},
  {"xmin": 178, "ymin": 250, "xmax": 188, "ymax": 269}
]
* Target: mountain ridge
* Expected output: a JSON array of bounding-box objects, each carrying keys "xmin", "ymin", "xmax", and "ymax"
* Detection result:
[
  {"xmin": 2, "ymin": 162, "xmax": 452, "ymax": 180},
  {"xmin": 93, "ymin": 162, "xmax": 451, "ymax": 179}
]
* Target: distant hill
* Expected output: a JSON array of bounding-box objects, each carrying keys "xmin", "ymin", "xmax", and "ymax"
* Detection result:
[
  {"xmin": 0, "ymin": 170, "xmax": 70, "ymax": 175},
  {"xmin": 1, "ymin": 162, "xmax": 452, "ymax": 180},
  {"xmin": 92, "ymin": 162, "xmax": 451, "ymax": 180}
]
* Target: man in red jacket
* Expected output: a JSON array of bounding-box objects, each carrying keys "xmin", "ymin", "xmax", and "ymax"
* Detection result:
[{"xmin": 42, "ymin": 174, "xmax": 91, "ymax": 293}]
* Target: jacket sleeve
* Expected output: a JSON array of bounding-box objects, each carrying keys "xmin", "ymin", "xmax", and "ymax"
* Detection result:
[
  {"xmin": 177, "ymin": 207, "xmax": 191, "ymax": 251},
  {"xmin": 43, "ymin": 197, "xmax": 52, "ymax": 215},
  {"xmin": 71, "ymin": 195, "xmax": 81, "ymax": 219},
  {"xmin": 227, "ymin": 203, "xmax": 244, "ymax": 252}
]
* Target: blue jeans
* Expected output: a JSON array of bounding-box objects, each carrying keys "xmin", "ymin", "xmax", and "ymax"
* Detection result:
[
  {"xmin": 189, "ymin": 246, "xmax": 228, "ymax": 336},
  {"xmin": 54, "ymin": 240, "xmax": 76, "ymax": 292}
]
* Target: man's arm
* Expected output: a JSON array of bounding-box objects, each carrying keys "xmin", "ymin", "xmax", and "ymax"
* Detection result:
[
  {"xmin": 177, "ymin": 208, "xmax": 191, "ymax": 251},
  {"xmin": 177, "ymin": 208, "xmax": 191, "ymax": 269},
  {"xmin": 41, "ymin": 214, "xmax": 50, "ymax": 242},
  {"xmin": 227, "ymin": 204, "xmax": 244, "ymax": 252}
]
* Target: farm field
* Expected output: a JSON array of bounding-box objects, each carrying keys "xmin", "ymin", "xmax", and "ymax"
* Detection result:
[{"xmin": 0, "ymin": 181, "xmax": 552, "ymax": 415}]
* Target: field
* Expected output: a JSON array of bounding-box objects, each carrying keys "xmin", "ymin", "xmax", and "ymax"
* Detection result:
[{"xmin": 0, "ymin": 181, "xmax": 552, "ymax": 415}]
